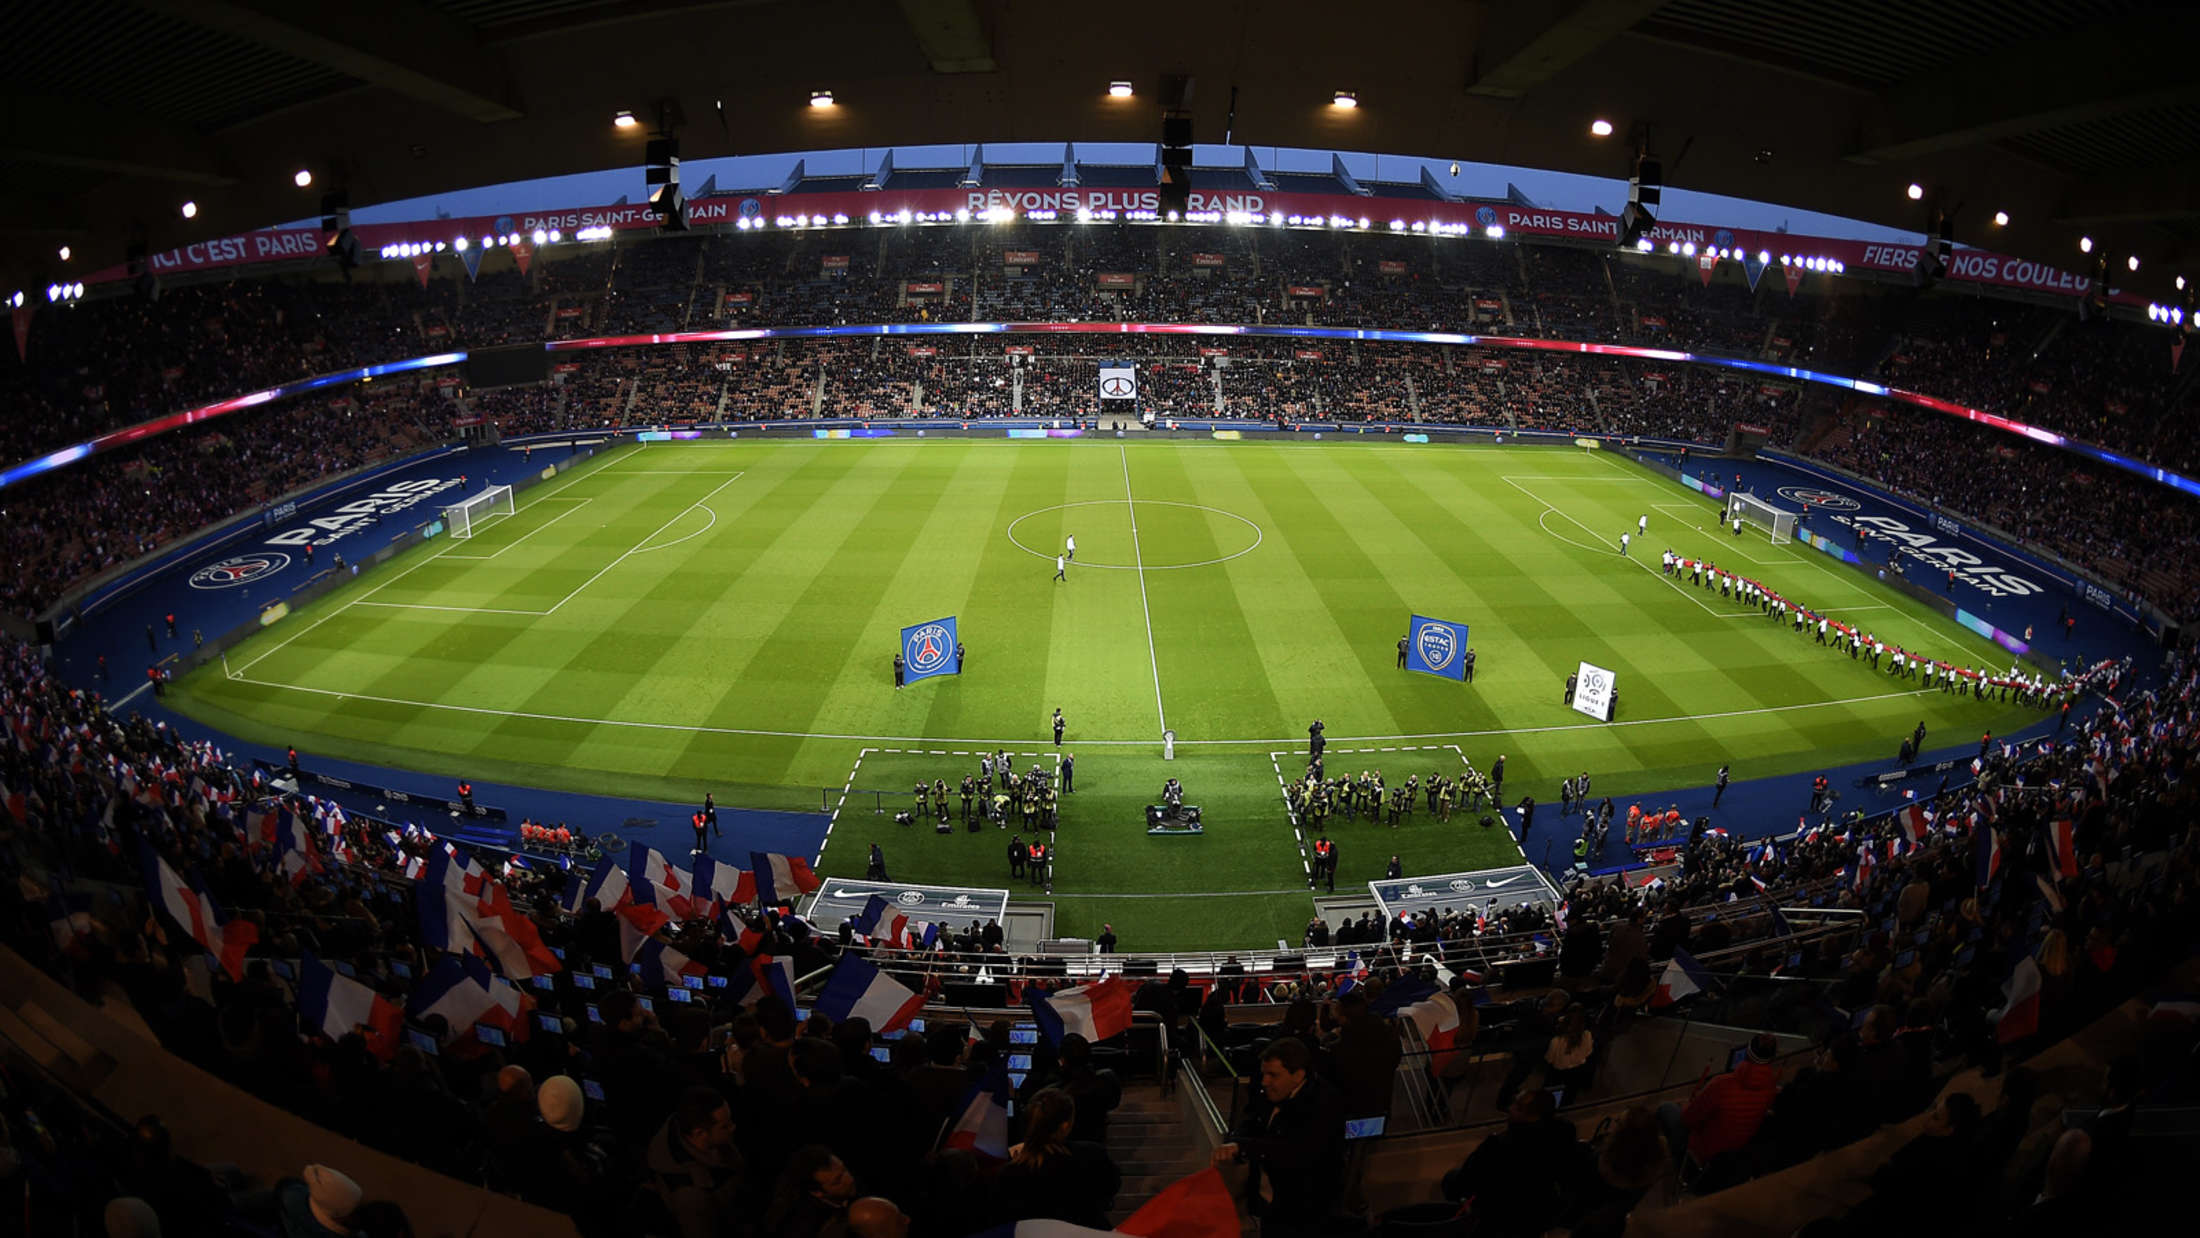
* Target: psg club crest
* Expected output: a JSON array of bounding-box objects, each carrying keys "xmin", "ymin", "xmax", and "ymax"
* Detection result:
[
  {"xmin": 900, "ymin": 616, "xmax": 960, "ymax": 684},
  {"xmin": 1406, "ymin": 613, "xmax": 1470, "ymax": 681},
  {"xmin": 189, "ymin": 552, "xmax": 292, "ymax": 590},
  {"xmin": 1775, "ymin": 485, "xmax": 1860, "ymax": 512}
]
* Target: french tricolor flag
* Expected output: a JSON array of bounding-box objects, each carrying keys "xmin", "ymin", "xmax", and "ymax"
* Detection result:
[
  {"xmin": 1974, "ymin": 827, "xmax": 2004, "ymax": 888},
  {"xmin": 941, "ymin": 1061, "xmax": 1013, "ymax": 1160},
  {"xmin": 563, "ymin": 855, "xmax": 631, "ymax": 914},
  {"xmin": 1026, "ymin": 974, "xmax": 1135, "ymax": 1045},
  {"xmin": 1995, "ymin": 955, "xmax": 2043, "ymax": 1044},
  {"xmin": 1652, "ymin": 947, "xmax": 1713, "ymax": 1008},
  {"xmin": 633, "ymin": 938, "xmax": 708, "ymax": 988},
  {"xmin": 814, "ymin": 954, "xmax": 925, "ymax": 1033},
  {"xmin": 297, "ymin": 950, "xmax": 401, "ymax": 1059},
  {"xmin": 408, "ymin": 953, "xmax": 530, "ymax": 1045},
  {"xmin": 690, "ymin": 856, "xmax": 753, "ymax": 917},
  {"xmin": 852, "ymin": 894, "xmax": 910, "ymax": 946},
  {"xmin": 614, "ymin": 877, "xmax": 675, "ymax": 959},
  {"xmin": 1397, "ymin": 989, "xmax": 1466, "ymax": 1071},
  {"xmin": 749, "ymin": 851, "xmax": 820, "ymax": 906},
  {"xmin": 629, "ymin": 844, "xmax": 696, "ymax": 919},
  {"xmin": 140, "ymin": 847, "xmax": 257, "ymax": 982},
  {"xmin": 730, "ymin": 954, "xmax": 797, "ymax": 1009},
  {"xmin": 1895, "ymin": 803, "xmax": 1930, "ymax": 844},
  {"xmin": 2048, "ymin": 819, "xmax": 2080, "ymax": 879}
]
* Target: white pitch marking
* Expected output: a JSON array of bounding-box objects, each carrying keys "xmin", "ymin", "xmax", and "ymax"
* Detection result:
[{"xmin": 1120, "ymin": 445, "xmax": 1168, "ymax": 733}]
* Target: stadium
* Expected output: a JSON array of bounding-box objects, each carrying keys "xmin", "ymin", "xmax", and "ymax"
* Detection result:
[{"xmin": 0, "ymin": 4, "xmax": 2195, "ymax": 1236}]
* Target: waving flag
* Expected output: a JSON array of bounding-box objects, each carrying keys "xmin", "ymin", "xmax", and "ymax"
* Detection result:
[
  {"xmin": 418, "ymin": 880, "xmax": 560, "ymax": 979},
  {"xmin": 815, "ymin": 954, "xmax": 925, "ymax": 1033},
  {"xmin": 1895, "ymin": 804, "xmax": 1930, "ymax": 844},
  {"xmin": 1974, "ymin": 827, "xmax": 2005, "ymax": 888},
  {"xmin": 140, "ymin": 848, "xmax": 258, "ymax": 982},
  {"xmin": 613, "ymin": 877, "xmax": 675, "ymax": 959},
  {"xmin": 749, "ymin": 851, "xmax": 820, "ymax": 906},
  {"xmin": 941, "ymin": 1061, "xmax": 1013, "ymax": 1159},
  {"xmin": 1397, "ymin": 989, "xmax": 1466, "ymax": 1071},
  {"xmin": 2048, "ymin": 819, "xmax": 2079, "ymax": 879},
  {"xmin": 729, "ymin": 954, "xmax": 797, "ymax": 1010},
  {"xmin": 1116, "ymin": 1168, "xmax": 1242, "ymax": 1238},
  {"xmin": 563, "ymin": 855, "xmax": 631, "ymax": 914},
  {"xmin": 852, "ymin": 894, "xmax": 910, "ymax": 946},
  {"xmin": 1027, "ymin": 974, "xmax": 1135, "ymax": 1044},
  {"xmin": 297, "ymin": 950, "xmax": 401, "ymax": 1059},
  {"xmin": 629, "ymin": 844, "xmax": 696, "ymax": 919},
  {"xmin": 633, "ymin": 938, "xmax": 709, "ymax": 988},
  {"xmin": 408, "ymin": 953, "xmax": 530, "ymax": 1044},
  {"xmin": 1652, "ymin": 947, "xmax": 1713, "ymax": 1008},
  {"xmin": 690, "ymin": 855, "xmax": 753, "ymax": 916},
  {"xmin": 1994, "ymin": 955, "xmax": 2043, "ymax": 1043},
  {"xmin": 269, "ymin": 808, "xmax": 323, "ymax": 888}
]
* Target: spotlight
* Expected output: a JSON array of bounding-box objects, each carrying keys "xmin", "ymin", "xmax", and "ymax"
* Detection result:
[
  {"xmin": 2080, "ymin": 236, "xmax": 2093, "ymax": 253},
  {"xmin": 1590, "ymin": 119, "xmax": 1613, "ymax": 137},
  {"xmin": 1906, "ymin": 183, "xmax": 1923, "ymax": 200},
  {"xmin": 531, "ymin": 229, "xmax": 546, "ymax": 244},
  {"xmin": 613, "ymin": 110, "xmax": 638, "ymax": 129},
  {"xmin": 5, "ymin": 291, "xmax": 19, "ymax": 309},
  {"xmin": 1108, "ymin": 81, "xmax": 1133, "ymax": 98},
  {"xmin": 46, "ymin": 284, "xmax": 60, "ymax": 302},
  {"xmin": 294, "ymin": 169, "xmax": 312, "ymax": 188},
  {"xmin": 1681, "ymin": 241, "xmax": 1696, "ymax": 257},
  {"xmin": 1757, "ymin": 249, "xmax": 1771, "ymax": 263},
  {"xmin": 1635, "ymin": 237, "xmax": 1653, "ymax": 252},
  {"xmin": 1993, "ymin": 210, "xmax": 2009, "ymax": 227},
  {"xmin": 1484, "ymin": 225, "xmax": 1505, "ymax": 239},
  {"xmin": 2127, "ymin": 254, "xmax": 2140, "ymax": 272},
  {"xmin": 57, "ymin": 245, "xmax": 70, "ymax": 261},
  {"xmin": 549, "ymin": 229, "xmax": 561, "ymax": 242},
  {"xmin": 2177, "ymin": 275, "xmax": 2186, "ymax": 291},
  {"xmin": 809, "ymin": 90, "xmax": 836, "ymax": 109},
  {"xmin": 180, "ymin": 201, "xmax": 197, "ymax": 219},
  {"xmin": 1667, "ymin": 241, "xmax": 1680, "ymax": 254},
  {"xmin": 1332, "ymin": 90, "xmax": 1358, "ymax": 109}
]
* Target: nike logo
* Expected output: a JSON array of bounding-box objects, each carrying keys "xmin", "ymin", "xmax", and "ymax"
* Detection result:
[{"xmin": 1483, "ymin": 875, "xmax": 1524, "ymax": 888}]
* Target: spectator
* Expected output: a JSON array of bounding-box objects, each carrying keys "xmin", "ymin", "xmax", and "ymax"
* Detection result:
[
  {"xmin": 276, "ymin": 1164, "xmax": 360, "ymax": 1238},
  {"xmin": 1440, "ymin": 1088, "xmax": 1580, "ymax": 1238},
  {"xmin": 643, "ymin": 1086, "xmax": 744, "ymax": 1238},
  {"xmin": 1212, "ymin": 1037, "xmax": 1347, "ymax": 1237},
  {"xmin": 1658, "ymin": 1032, "xmax": 1781, "ymax": 1187},
  {"xmin": 994, "ymin": 1087, "xmax": 1121, "ymax": 1228}
]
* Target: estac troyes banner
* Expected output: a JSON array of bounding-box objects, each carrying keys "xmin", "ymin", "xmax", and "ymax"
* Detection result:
[{"xmin": 90, "ymin": 186, "xmax": 2126, "ymax": 305}]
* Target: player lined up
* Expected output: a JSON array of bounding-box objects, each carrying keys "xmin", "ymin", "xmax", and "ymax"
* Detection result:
[{"xmin": 1652, "ymin": 549, "xmax": 2072, "ymax": 710}]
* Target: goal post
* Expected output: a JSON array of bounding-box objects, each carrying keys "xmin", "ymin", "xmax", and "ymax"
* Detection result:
[
  {"xmin": 1727, "ymin": 491, "xmax": 1797, "ymax": 545},
  {"xmin": 444, "ymin": 484, "xmax": 516, "ymax": 540}
]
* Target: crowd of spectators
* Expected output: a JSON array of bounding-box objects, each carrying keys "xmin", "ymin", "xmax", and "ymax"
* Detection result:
[{"xmin": 7, "ymin": 219, "xmax": 2200, "ymax": 626}]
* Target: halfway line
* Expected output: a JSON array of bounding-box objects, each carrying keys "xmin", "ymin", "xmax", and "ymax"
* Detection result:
[{"xmin": 1120, "ymin": 444, "xmax": 1167, "ymax": 734}]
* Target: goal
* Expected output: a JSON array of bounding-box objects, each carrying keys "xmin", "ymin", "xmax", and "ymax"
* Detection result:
[
  {"xmin": 1727, "ymin": 491, "xmax": 1797, "ymax": 545},
  {"xmin": 444, "ymin": 485, "xmax": 516, "ymax": 539}
]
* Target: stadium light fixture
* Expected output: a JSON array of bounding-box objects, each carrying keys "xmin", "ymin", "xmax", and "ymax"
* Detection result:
[
  {"xmin": 2079, "ymin": 236, "xmax": 2093, "ymax": 253},
  {"xmin": 57, "ymin": 245, "xmax": 70, "ymax": 261},
  {"xmin": 1757, "ymin": 249, "xmax": 1771, "ymax": 263},
  {"xmin": 6, "ymin": 291, "xmax": 19, "ymax": 308},
  {"xmin": 1636, "ymin": 237, "xmax": 1653, "ymax": 252},
  {"xmin": 1485, "ymin": 224, "xmax": 1505, "ymax": 239},
  {"xmin": 294, "ymin": 169, "xmax": 312, "ymax": 188},
  {"xmin": 1332, "ymin": 91, "xmax": 1358, "ymax": 109},
  {"xmin": 1906, "ymin": 182, "xmax": 1923, "ymax": 200},
  {"xmin": 613, "ymin": 110, "xmax": 638, "ymax": 129},
  {"xmin": 532, "ymin": 229, "xmax": 548, "ymax": 245},
  {"xmin": 1108, "ymin": 81, "xmax": 1133, "ymax": 98},
  {"xmin": 1667, "ymin": 241, "xmax": 1679, "ymax": 254},
  {"xmin": 1590, "ymin": 119, "xmax": 1613, "ymax": 137},
  {"xmin": 1076, "ymin": 206, "xmax": 1092, "ymax": 222},
  {"xmin": 809, "ymin": 90, "xmax": 836, "ymax": 109},
  {"xmin": 1682, "ymin": 241, "xmax": 1696, "ymax": 257},
  {"xmin": 2177, "ymin": 275, "xmax": 2187, "ymax": 291},
  {"xmin": 180, "ymin": 201, "xmax": 197, "ymax": 219},
  {"xmin": 1993, "ymin": 210, "xmax": 2009, "ymax": 227},
  {"xmin": 46, "ymin": 283, "xmax": 60, "ymax": 302},
  {"xmin": 453, "ymin": 236, "xmax": 468, "ymax": 251},
  {"xmin": 2127, "ymin": 254, "xmax": 2140, "ymax": 271}
]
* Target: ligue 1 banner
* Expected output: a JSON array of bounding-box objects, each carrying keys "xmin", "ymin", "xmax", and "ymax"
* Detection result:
[
  {"xmin": 86, "ymin": 183, "xmax": 2130, "ymax": 306},
  {"xmin": 1572, "ymin": 661, "xmax": 1617, "ymax": 721},
  {"xmin": 900, "ymin": 616, "xmax": 960, "ymax": 684},
  {"xmin": 1406, "ymin": 614, "xmax": 1470, "ymax": 680}
]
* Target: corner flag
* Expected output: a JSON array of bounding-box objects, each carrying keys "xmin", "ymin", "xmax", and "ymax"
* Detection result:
[
  {"xmin": 1406, "ymin": 614, "xmax": 1470, "ymax": 680},
  {"xmin": 901, "ymin": 616, "xmax": 960, "ymax": 684}
]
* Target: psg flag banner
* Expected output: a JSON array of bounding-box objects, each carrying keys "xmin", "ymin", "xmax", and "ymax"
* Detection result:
[
  {"xmin": 1572, "ymin": 660, "xmax": 1617, "ymax": 721},
  {"xmin": 1406, "ymin": 614, "xmax": 1470, "ymax": 681},
  {"xmin": 900, "ymin": 616, "xmax": 960, "ymax": 684}
]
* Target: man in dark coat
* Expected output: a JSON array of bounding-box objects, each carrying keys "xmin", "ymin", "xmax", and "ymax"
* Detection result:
[{"xmin": 1211, "ymin": 1038, "xmax": 1347, "ymax": 1236}]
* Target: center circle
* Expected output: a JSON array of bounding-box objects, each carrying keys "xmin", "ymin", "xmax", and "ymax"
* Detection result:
[{"xmin": 1005, "ymin": 499, "xmax": 1264, "ymax": 570}]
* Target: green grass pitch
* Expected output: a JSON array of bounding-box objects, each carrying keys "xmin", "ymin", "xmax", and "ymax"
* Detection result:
[{"xmin": 175, "ymin": 439, "xmax": 2036, "ymax": 948}]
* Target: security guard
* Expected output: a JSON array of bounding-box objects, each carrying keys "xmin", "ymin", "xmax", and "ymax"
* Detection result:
[
  {"xmin": 1311, "ymin": 835, "xmax": 1336, "ymax": 891},
  {"xmin": 458, "ymin": 780, "xmax": 474, "ymax": 813},
  {"xmin": 1397, "ymin": 634, "xmax": 1409, "ymax": 668},
  {"xmin": 1027, "ymin": 839, "xmax": 1048, "ymax": 886},
  {"xmin": 1008, "ymin": 835, "xmax": 1026, "ymax": 877}
]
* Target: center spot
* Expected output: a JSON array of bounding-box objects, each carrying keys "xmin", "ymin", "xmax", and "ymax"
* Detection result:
[{"xmin": 1005, "ymin": 499, "xmax": 1265, "ymax": 571}]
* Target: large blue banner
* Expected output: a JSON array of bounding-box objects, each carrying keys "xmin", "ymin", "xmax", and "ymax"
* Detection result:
[
  {"xmin": 900, "ymin": 616, "xmax": 961, "ymax": 684},
  {"xmin": 1406, "ymin": 614, "xmax": 1470, "ymax": 681}
]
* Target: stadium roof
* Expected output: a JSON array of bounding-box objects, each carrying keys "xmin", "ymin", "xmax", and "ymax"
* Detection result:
[{"xmin": 5, "ymin": 0, "xmax": 2198, "ymax": 298}]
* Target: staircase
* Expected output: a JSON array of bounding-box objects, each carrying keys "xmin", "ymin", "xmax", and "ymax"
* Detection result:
[{"xmin": 1103, "ymin": 1082, "xmax": 1218, "ymax": 1226}]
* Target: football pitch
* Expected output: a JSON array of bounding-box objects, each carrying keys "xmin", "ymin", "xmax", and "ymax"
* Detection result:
[{"xmin": 176, "ymin": 439, "xmax": 2035, "ymax": 948}]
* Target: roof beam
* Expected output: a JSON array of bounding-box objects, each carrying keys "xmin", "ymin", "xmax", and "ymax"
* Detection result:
[
  {"xmin": 0, "ymin": 94, "xmax": 238, "ymax": 187},
  {"xmin": 2055, "ymin": 165, "xmax": 2200, "ymax": 226},
  {"xmin": 1465, "ymin": 0, "xmax": 1672, "ymax": 99},
  {"xmin": 1851, "ymin": 11, "xmax": 2200, "ymax": 163},
  {"xmin": 137, "ymin": 0, "xmax": 522, "ymax": 124},
  {"xmin": 896, "ymin": 0, "xmax": 997, "ymax": 74}
]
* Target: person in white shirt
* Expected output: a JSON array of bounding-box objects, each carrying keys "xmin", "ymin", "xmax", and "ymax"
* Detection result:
[
  {"xmin": 1065, "ymin": 533, "xmax": 1076, "ymax": 562},
  {"xmin": 1619, "ymin": 531, "xmax": 1631, "ymax": 556},
  {"xmin": 1638, "ymin": 514, "xmax": 1649, "ymax": 536},
  {"xmin": 1054, "ymin": 554, "xmax": 1066, "ymax": 582},
  {"xmin": 1732, "ymin": 515, "xmax": 1743, "ymax": 536}
]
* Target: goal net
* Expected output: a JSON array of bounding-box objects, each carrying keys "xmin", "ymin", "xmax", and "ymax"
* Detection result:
[
  {"xmin": 1727, "ymin": 491, "xmax": 1797, "ymax": 545},
  {"xmin": 444, "ymin": 485, "xmax": 516, "ymax": 539}
]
